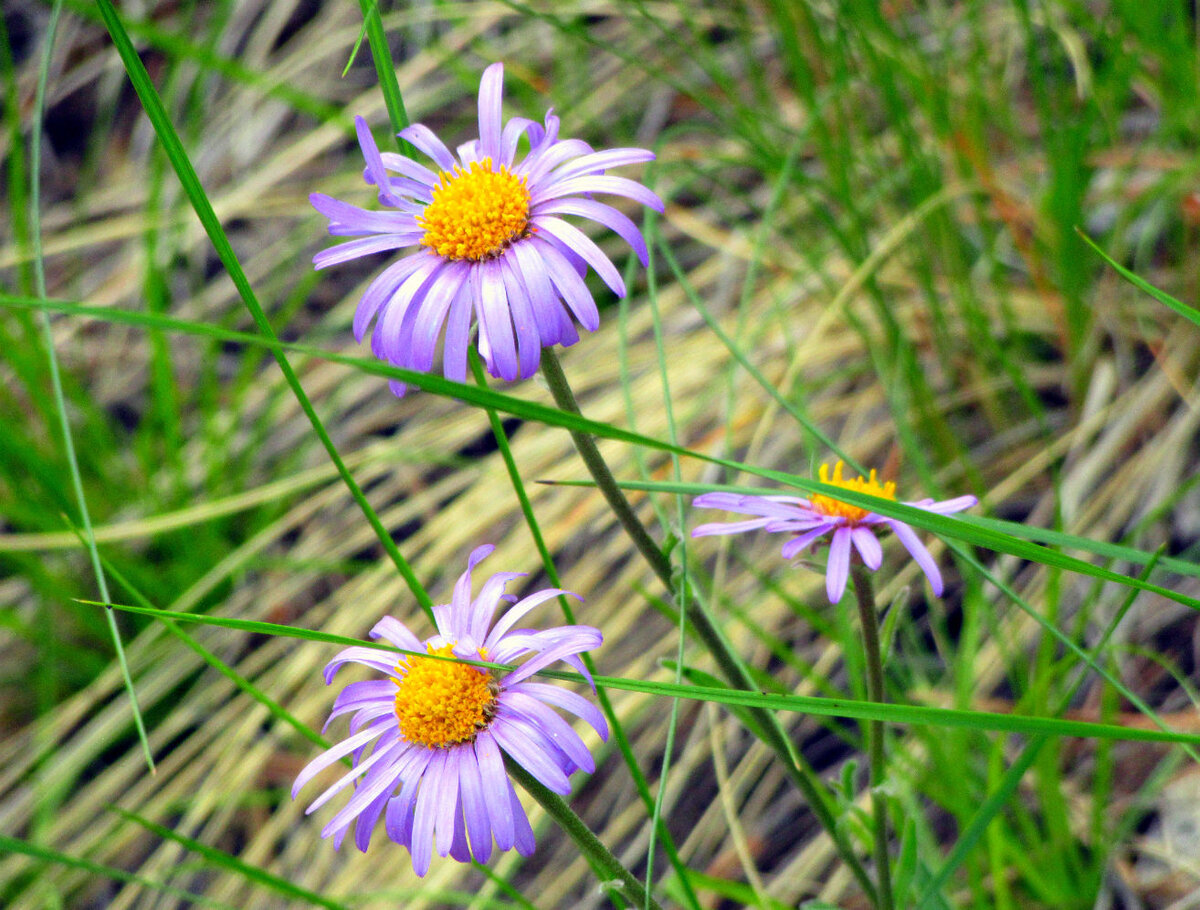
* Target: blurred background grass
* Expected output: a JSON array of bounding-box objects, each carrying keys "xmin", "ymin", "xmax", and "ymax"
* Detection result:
[{"xmin": 3, "ymin": 1, "xmax": 1200, "ymax": 907}]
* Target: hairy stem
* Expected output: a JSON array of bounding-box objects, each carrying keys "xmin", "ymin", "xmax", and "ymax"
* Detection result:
[
  {"xmin": 852, "ymin": 564, "xmax": 895, "ymax": 910},
  {"xmin": 540, "ymin": 348, "xmax": 877, "ymax": 905}
]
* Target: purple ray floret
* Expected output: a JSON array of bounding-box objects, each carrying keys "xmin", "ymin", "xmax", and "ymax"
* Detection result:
[
  {"xmin": 691, "ymin": 461, "xmax": 977, "ymax": 604},
  {"xmin": 293, "ymin": 544, "xmax": 607, "ymax": 874},
  {"xmin": 311, "ymin": 62, "xmax": 664, "ymax": 396}
]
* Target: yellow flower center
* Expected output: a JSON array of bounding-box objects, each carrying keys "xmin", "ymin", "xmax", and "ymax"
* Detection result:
[
  {"xmin": 418, "ymin": 159, "xmax": 531, "ymax": 261},
  {"xmin": 809, "ymin": 460, "xmax": 897, "ymax": 523},
  {"xmin": 392, "ymin": 643, "xmax": 499, "ymax": 748}
]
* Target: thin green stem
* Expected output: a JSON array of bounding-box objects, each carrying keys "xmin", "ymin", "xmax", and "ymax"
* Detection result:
[
  {"xmin": 33, "ymin": 0, "xmax": 154, "ymax": 772},
  {"xmin": 852, "ymin": 564, "xmax": 895, "ymax": 910},
  {"xmin": 356, "ymin": 0, "xmax": 415, "ymax": 156},
  {"xmin": 539, "ymin": 348, "xmax": 877, "ymax": 905},
  {"xmin": 469, "ymin": 350, "xmax": 702, "ymax": 910},
  {"xmin": 506, "ymin": 759, "xmax": 664, "ymax": 910}
]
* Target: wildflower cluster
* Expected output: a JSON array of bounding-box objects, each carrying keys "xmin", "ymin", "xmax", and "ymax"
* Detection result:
[{"xmin": 297, "ymin": 60, "xmax": 975, "ymax": 891}]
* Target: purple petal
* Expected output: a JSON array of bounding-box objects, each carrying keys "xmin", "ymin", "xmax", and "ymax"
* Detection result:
[
  {"xmin": 411, "ymin": 263, "xmax": 470, "ymax": 372},
  {"xmin": 531, "ymin": 237, "xmax": 599, "ymax": 330},
  {"xmin": 485, "ymin": 588, "xmax": 576, "ymax": 650},
  {"xmin": 779, "ymin": 524, "xmax": 837, "ymax": 559},
  {"xmin": 398, "ymin": 123, "xmax": 457, "ymax": 172},
  {"xmin": 491, "ymin": 716, "xmax": 572, "ymax": 794},
  {"xmin": 373, "ymin": 262, "xmax": 443, "ymax": 364},
  {"xmin": 309, "ymin": 733, "xmax": 402, "ymax": 818},
  {"xmin": 826, "ymin": 526, "xmax": 852, "ymax": 604},
  {"xmin": 456, "ymin": 139, "xmax": 480, "ymax": 167},
  {"xmin": 503, "ymin": 692, "xmax": 595, "ymax": 773},
  {"xmin": 323, "ymin": 646, "xmax": 400, "ymax": 683},
  {"xmin": 313, "ymin": 234, "xmax": 421, "ymax": 269},
  {"xmin": 354, "ymin": 785, "xmax": 392, "ymax": 852},
  {"xmin": 309, "ymin": 193, "xmax": 420, "ymax": 237},
  {"xmin": 292, "ymin": 723, "xmax": 388, "ymax": 798},
  {"xmin": 448, "ymin": 802, "xmax": 472, "ymax": 863},
  {"xmin": 378, "ymin": 152, "xmax": 440, "ymax": 188},
  {"xmin": 501, "ymin": 116, "xmax": 536, "ymax": 167},
  {"xmin": 510, "ymin": 238, "xmax": 564, "ymax": 345},
  {"xmin": 409, "ymin": 750, "xmax": 445, "ymax": 875},
  {"xmin": 542, "ymin": 148, "xmax": 656, "ymax": 182},
  {"xmin": 499, "ymin": 254, "xmax": 542, "ymax": 379},
  {"xmin": 516, "ymin": 137, "xmax": 591, "ymax": 184},
  {"xmin": 452, "ymin": 544, "xmax": 495, "ymax": 623},
  {"xmin": 507, "ymin": 681, "xmax": 608, "ymax": 740},
  {"xmin": 691, "ymin": 517, "xmax": 775, "ymax": 538},
  {"xmin": 536, "ymin": 197, "xmax": 650, "ymax": 266},
  {"xmin": 476, "ymin": 262, "xmax": 519, "ymax": 381},
  {"xmin": 888, "ymin": 520, "xmax": 945, "ymax": 596},
  {"xmin": 385, "ymin": 750, "xmax": 430, "ymax": 846},
  {"xmin": 907, "ymin": 495, "xmax": 978, "ymax": 515},
  {"xmin": 352, "ymin": 254, "xmax": 431, "ymax": 342},
  {"xmin": 458, "ymin": 747, "xmax": 493, "ymax": 862},
  {"xmin": 321, "ymin": 680, "xmax": 396, "ymax": 732},
  {"xmin": 503, "ymin": 627, "xmax": 603, "ymax": 686},
  {"xmin": 477, "ymin": 63, "xmax": 504, "ymax": 164},
  {"xmin": 346, "ymin": 702, "xmax": 398, "ymax": 735},
  {"xmin": 851, "ymin": 526, "xmax": 883, "ymax": 570},
  {"xmin": 468, "ymin": 570, "xmax": 525, "ymax": 644},
  {"xmin": 440, "ymin": 274, "xmax": 477, "ymax": 383},
  {"xmin": 434, "ymin": 748, "xmax": 461, "ymax": 857},
  {"xmin": 355, "ymin": 117, "xmax": 402, "ymax": 206},
  {"xmin": 532, "ymin": 216, "xmax": 624, "ymax": 297},
  {"xmin": 533, "ymin": 175, "xmax": 664, "ymax": 213},
  {"xmin": 369, "ymin": 616, "xmax": 423, "ymax": 654},
  {"xmin": 473, "ymin": 733, "xmax": 515, "ymax": 850},
  {"xmin": 509, "ymin": 782, "xmax": 536, "ymax": 856}
]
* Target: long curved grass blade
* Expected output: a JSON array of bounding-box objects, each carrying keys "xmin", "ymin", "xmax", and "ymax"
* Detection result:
[
  {"xmin": 9, "ymin": 293, "xmax": 1199, "ymax": 615},
  {"xmin": 31, "ymin": 0, "xmax": 154, "ymax": 774},
  {"xmin": 0, "ymin": 835, "xmax": 238, "ymax": 910},
  {"xmin": 1079, "ymin": 229, "xmax": 1200, "ymax": 329},
  {"xmin": 110, "ymin": 808, "xmax": 350, "ymax": 910},
  {"xmin": 92, "ymin": 0, "xmax": 433, "ymax": 618},
  {"xmin": 355, "ymin": 0, "xmax": 414, "ymax": 156},
  {"xmin": 87, "ymin": 599, "xmax": 1200, "ymax": 746},
  {"xmin": 539, "ymin": 476, "xmax": 1200, "ymax": 581}
]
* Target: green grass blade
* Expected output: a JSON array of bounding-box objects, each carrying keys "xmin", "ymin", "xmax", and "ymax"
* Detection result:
[
  {"xmin": 0, "ymin": 835, "xmax": 239, "ymax": 910},
  {"xmin": 1079, "ymin": 229, "xmax": 1200, "ymax": 329},
  {"xmin": 87, "ymin": 599, "xmax": 1200, "ymax": 746},
  {"xmin": 110, "ymin": 808, "xmax": 349, "ymax": 910},
  {"xmin": 10, "ymin": 294, "xmax": 1199, "ymax": 615},
  {"xmin": 355, "ymin": 0, "xmax": 414, "ymax": 155},
  {"xmin": 31, "ymin": 0, "xmax": 154, "ymax": 774}
]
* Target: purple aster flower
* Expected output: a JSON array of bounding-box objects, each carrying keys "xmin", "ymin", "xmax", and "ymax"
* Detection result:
[
  {"xmin": 692, "ymin": 460, "xmax": 977, "ymax": 604},
  {"xmin": 311, "ymin": 62, "xmax": 664, "ymax": 395},
  {"xmin": 292, "ymin": 544, "xmax": 607, "ymax": 874}
]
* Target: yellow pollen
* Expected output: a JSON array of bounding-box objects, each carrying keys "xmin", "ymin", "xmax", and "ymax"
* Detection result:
[
  {"xmin": 392, "ymin": 644, "xmax": 499, "ymax": 748},
  {"xmin": 418, "ymin": 159, "xmax": 531, "ymax": 261},
  {"xmin": 809, "ymin": 460, "xmax": 897, "ymax": 523}
]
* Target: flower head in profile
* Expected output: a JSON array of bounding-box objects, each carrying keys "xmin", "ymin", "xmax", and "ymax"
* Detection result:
[
  {"xmin": 292, "ymin": 545, "xmax": 607, "ymax": 874},
  {"xmin": 692, "ymin": 461, "xmax": 977, "ymax": 604},
  {"xmin": 311, "ymin": 62, "xmax": 664, "ymax": 395}
]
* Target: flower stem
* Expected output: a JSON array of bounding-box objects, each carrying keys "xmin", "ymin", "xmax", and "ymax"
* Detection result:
[
  {"xmin": 851, "ymin": 564, "xmax": 895, "ymax": 910},
  {"xmin": 507, "ymin": 759, "xmax": 663, "ymax": 910},
  {"xmin": 540, "ymin": 349, "xmax": 878, "ymax": 906}
]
